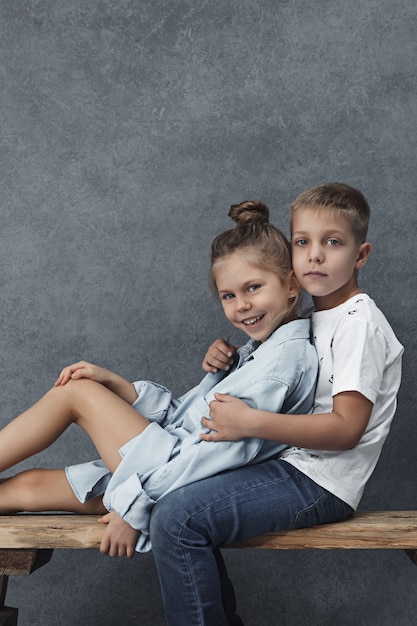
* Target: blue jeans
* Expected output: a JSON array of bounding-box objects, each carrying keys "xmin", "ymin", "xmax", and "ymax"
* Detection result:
[{"xmin": 150, "ymin": 458, "xmax": 353, "ymax": 626}]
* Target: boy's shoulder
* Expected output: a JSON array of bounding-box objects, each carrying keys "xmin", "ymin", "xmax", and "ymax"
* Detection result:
[
  {"xmin": 317, "ymin": 293, "xmax": 403, "ymax": 358},
  {"xmin": 339, "ymin": 293, "xmax": 376, "ymax": 321},
  {"xmin": 314, "ymin": 293, "xmax": 383, "ymax": 325},
  {"xmin": 335, "ymin": 294, "xmax": 393, "ymax": 333},
  {"xmin": 313, "ymin": 293, "xmax": 401, "ymax": 342}
]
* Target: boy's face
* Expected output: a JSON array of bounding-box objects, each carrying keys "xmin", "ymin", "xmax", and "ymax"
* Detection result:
[{"xmin": 291, "ymin": 206, "xmax": 371, "ymax": 311}]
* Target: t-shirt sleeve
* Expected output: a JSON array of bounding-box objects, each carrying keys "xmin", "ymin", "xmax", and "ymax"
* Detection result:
[{"xmin": 332, "ymin": 317, "xmax": 387, "ymax": 403}]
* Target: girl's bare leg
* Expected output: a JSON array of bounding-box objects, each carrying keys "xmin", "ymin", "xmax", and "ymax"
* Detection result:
[
  {"xmin": 0, "ymin": 468, "xmax": 107, "ymax": 515},
  {"xmin": 0, "ymin": 379, "xmax": 150, "ymax": 475}
]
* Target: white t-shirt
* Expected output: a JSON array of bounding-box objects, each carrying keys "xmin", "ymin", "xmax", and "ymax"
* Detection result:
[{"xmin": 281, "ymin": 293, "xmax": 404, "ymax": 509}]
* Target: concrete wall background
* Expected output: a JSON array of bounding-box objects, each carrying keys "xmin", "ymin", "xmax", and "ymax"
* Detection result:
[{"xmin": 1, "ymin": 1, "xmax": 416, "ymax": 624}]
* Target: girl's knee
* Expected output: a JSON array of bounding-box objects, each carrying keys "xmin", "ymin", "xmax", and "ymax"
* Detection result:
[{"xmin": 53, "ymin": 377, "xmax": 97, "ymax": 399}]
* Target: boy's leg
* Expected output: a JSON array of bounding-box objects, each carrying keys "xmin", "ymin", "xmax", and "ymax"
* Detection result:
[
  {"xmin": 0, "ymin": 468, "xmax": 107, "ymax": 514},
  {"xmin": 0, "ymin": 379, "xmax": 150, "ymax": 474},
  {"xmin": 150, "ymin": 458, "xmax": 352, "ymax": 626}
]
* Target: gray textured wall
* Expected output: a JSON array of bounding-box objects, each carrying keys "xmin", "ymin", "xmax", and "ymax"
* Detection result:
[{"xmin": 1, "ymin": 1, "xmax": 416, "ymax": 624}]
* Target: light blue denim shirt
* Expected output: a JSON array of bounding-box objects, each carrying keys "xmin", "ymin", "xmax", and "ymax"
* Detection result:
[{"xmin": 66, "ymin": 318, "xmax": 318, "ymax": 552}]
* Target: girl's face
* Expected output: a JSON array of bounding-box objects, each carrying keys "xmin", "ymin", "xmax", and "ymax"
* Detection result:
[{"xmin": 214, "ymin": 251, "xmax": 298, "ymax": 343}]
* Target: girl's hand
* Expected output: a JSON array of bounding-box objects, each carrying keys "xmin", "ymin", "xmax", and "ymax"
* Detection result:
[
  {"xmin": 200, "ymin": 392, "xmax": 250, "ymax": 441},
  {"xmin": 55, "ymin": 361, "xmax": 139, "ymax": 404},
  {"xmin": 54, "ymin": 361, "xmax": 111, "ymax": 387},
  {"xmin": 98, "ymin": 511, "xmax": 139, "ymax": 558},
  {"xmin": 202, "ymin": 339, "xmax": 237, "ymax": 373}
]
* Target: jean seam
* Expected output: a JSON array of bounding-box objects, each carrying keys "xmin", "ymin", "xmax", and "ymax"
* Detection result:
[{"xmin": 293, "ymin": 489, "xmax": 329, "ymax": 528}]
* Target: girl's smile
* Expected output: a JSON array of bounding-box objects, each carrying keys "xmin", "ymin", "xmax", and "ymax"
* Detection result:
[
  {"xmin": 242, "ymin": 314, "xmax": 265, "ymax": 326},
  {"xmin": 214, "ymin": 251, "xmax": 298, "ymax": 343}
]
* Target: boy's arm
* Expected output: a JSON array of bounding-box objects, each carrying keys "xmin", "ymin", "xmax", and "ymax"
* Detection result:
[{"xmin": 201, "ymin": 390, "xmax": 373, "ymax": 451}]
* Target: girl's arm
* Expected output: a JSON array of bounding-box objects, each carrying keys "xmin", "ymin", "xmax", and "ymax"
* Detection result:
[
  {"xmin": 54, "ymin": 361, "xmax": 138, "ymax": 405},
  {"xmin": 98, "ymin": 510, "xmax": 140, "ymax": 558},
  {"xmin": 200, "ymin": 390, "xmax": 373, "ymax": 451}
]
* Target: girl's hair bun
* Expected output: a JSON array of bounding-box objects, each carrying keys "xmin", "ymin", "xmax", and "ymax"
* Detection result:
[{"xmin": 228, "ymin": 200, "xmax": 269, "ymax": 227}]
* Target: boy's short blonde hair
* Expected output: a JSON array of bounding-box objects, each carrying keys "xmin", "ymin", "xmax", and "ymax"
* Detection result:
[{"xmin": 290, "ymin": 182, "xmax": 370, "ymax": 243}]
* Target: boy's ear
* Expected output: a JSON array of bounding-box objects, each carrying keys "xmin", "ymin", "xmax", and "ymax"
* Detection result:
[{"xmin": 355, "ymin": 242, "xmax": 372, "ymax": 269}]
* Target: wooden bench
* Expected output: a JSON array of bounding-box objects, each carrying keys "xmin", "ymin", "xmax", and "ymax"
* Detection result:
[{"xmin": 0, "ymin": 511, "xmax": 416, "ymax": 624}]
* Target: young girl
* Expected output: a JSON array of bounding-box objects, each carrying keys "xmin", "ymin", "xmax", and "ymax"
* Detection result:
[{"xmin": 0, "ymin": 200, "xmax": 317, "ymax": 555}]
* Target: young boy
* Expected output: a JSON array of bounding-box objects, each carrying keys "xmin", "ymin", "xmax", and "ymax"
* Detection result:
[
  {"xmin": 200, "ymin": 182, "xmax": 403, "ymax": 513},
  {"xmin": 149, "ymin": 183, "xmax": 404, "ymax": 626}
]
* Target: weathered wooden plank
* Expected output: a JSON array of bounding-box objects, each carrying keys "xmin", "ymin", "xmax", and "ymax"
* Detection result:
[
  {"xmin": 229, "ymin": 512, "xmax": 417, "ymax": 550},
  {"xmin": 0, "ymin": 512, "xmax": 415, "ymax": 626},
  {"xmin": 0, "ymin": 512, "xmax": 416, "ymax": 552},
  {"xmin": 0, "ymin": 516, "xmax": 103, "ymax": 550}
]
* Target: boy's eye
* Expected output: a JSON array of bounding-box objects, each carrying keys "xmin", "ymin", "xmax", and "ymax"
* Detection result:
[
  {"xmin": 221, "ymin": 293, "xmax": 235, "ymax": 301},
  {"xmin": 294, "ymin": 238, "xmax": 308, "ymax": 246},
  {"xmin": 327, "ymin": 239, "xmax": 341, "ymax": 246}
]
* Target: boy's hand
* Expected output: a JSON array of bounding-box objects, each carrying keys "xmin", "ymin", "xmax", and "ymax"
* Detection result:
[
  {"xmin": 200, "ymin": 392, "xmax": 249, "ymax": 441},
  {"xmin": 54, "ymin": 361, "xmax": 112, "ymax": 387},
  {"xmin": 98, "ymin": 511, "xmax": 139, "ymax": 558},
  {"xmin": 202, "ymin": 339, "xmax": 237, "ymax": 373}
]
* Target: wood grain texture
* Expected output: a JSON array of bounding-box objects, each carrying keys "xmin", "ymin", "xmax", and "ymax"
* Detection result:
[
  {"xmin": 230, "ymin": 511, "xmax": 417, "ymax": 550},
  {"xmin": 0, "ymin": 512, "xmax": 416, "ymax": 552},
  {"xmin": 0, "ymin": 516, "xmax": 103, "ymax": 549}
]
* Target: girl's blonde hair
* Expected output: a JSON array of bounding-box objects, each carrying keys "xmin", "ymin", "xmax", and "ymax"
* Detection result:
[{"xmin": 210, "ymin": 200, "xmax": 300, "ymax": 321}]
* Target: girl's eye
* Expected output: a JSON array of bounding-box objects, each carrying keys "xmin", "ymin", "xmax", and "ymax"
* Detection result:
[
  {"xmin": 294, "ymin": 238, "xmax": 308, "ymax": 246},
  {"xmin": 222, "ymin": 293, "xmax": 235, "ymax": 301},
  {"xmin": 248, "ymin": 284, "xmax": 260, "ymax": 293}
]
